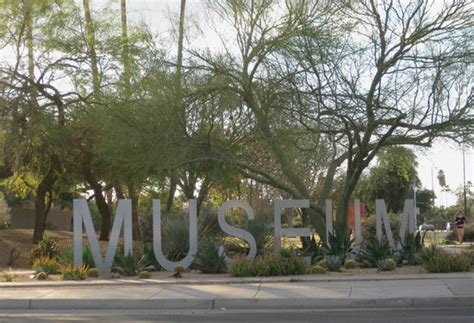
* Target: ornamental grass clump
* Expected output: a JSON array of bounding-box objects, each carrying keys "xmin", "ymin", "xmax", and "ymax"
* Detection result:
[
  {"xmin": 32, "ymin": 257, "xmax": 60, "ymax": 275},
  {"xmin": 62, "ymin": 265, "xmax": 88, "ymax": 280},
  {"xmin": 228, "ymin": 254, "xmax": 307, "ymax": 277},
  {"xmin": 311, "ymin": 265, "xmax": 327, "ymax": 274},
  {"xmin": 86, "ymin": 268, "xmax": 99, "ymax": 278},
  {"xmin": 138, "ymin": 271, "xmax": 151, "ymax": 279},
  {"xmin": 417, "ymin": 246, "xmax": 471, "ymax": 273}
]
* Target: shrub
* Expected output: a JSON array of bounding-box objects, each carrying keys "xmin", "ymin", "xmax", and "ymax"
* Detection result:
[
  {"xmin": 143, "ymin": 244, "xmax": 160, "ymax": 269},
  {"xmin": 62, "ymin": 265, "xmax": 88, "ymax": 280},
  {"xmin": 172, "ymin": 265, "xmax": 185, "ymax": 278},
  {"xmin": 30, "ymin": 234, "xmax": 60, "ymax": 262},
  {"xmin": 323, "ymin": 224, "xmax": 354, "ymax": 260},
  {"xmin": 418, "ymin": 247, "xmax": 471, "ymax": 273},
  {"xmin": 59, "ymin": 245, "xmax": 95, "ymax": 268},
  {"xmin": 3, "ymin": 270, "xmax": 15, "ymax": 282},
  {"xmin": 361, "ymin": 214, "xmax": 400, "ymax": 246},
  {"xmin": 160, "ymin": 212, "xmax": 215, "ymax": 261},
  {"xmin": 242, "ymin": 212, "xmax": 274, "ymax": 255},
  {"xmin": 138, "ymin": 271, "xmax": 151, "ymax": 279},
  {"xmin": 325, "ymin": 255, "xmax": 343, "ymax": 272},
  {"xmin": 359, "ymin": 239, "xmax": 391, "ymax": 267},
  {"xmin": 32, "ymin": 257, "xmax": 60, "ymax": 274},
  {"xmin": 86, "ymin": 268, "xmax": 99, "ymax": 278},
  {"xmin": 376, "ymin": 258, "xmax": 397, "ymax": 271},
  {"xmin": 400, "ymin": 232, "xmax": 424, "ymax": 265},
  {"xmin": 228, "ymin": 254, "xmax": 308, "ymax": 277},
  {"xmin": 344, "ymin": 259, "xmax": 357, "ymax": 269},
  {"xmin": 316, "ymin": 259, "xmax": 327, "ymax": 268},
  {"xmin": 36, "ymin": 272, "xmax": 48, "ymax": 280},
  {"xmin": 113, "ymin": 250, "xmax": 145, "ymax": 276},
  {"xmin": 195, "ymin": 239, "xmax": 227, "ymax": 274},
  {"xmin": 311, "ymin": 265, "xmax": 327, "ymax": 274}
]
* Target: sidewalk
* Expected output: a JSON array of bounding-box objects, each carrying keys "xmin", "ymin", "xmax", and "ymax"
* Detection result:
[{"xmin": 0, "ymin": 273, "xmax": 472, "ymax": 310}]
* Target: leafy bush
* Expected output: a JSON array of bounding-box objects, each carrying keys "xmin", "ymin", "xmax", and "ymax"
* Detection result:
[
  {"xmin": 143, "ymin": 244, "xmax": 160, "ymax": 269},
  {"xmin": 195, "ymin": 239, "xmax": 227, "ymax": 274},
  {"xmin": 32, "ymin": 257, "xmax": 60, "ymax": 274},
  {"xmin": 62, "ymin": 265, "xmax": 88, "ymax": 280},
  {"xmin": 344, "ymin": 259, "xmax": 357, "ymax": 269},
  {"xmin": 359, "ymin": 239, "xmax": 391, "ymax": 267},
  {"xmin": 87, "ymin": 268, "xmax": 99, "ymax": 278},
  {"xmin": 376, "ymin": 258, "xmax": 397, "ymax": 271},
  {"xmin": 311, "ymin": 265, "xmax": 327, "ymax": 274},
  {"xmin": 36, "ymin": 272, "xmax": 47, "ymax": 280},
  {"xmin": 113, "ymin": 250, "xmax": 146, "ymax": 276},
  {"xmin": 59, "ymin": 245, "xmax": 95, "ymax": 268},
  {"xmin": 160, "ymin": 212, "xmax": 215, "ymax": 261},
  {"xmin": 303, "ymin": 236, "xmax": 324, "ymax": 263},
  {"xmin": 228, "ymin": 254, "xmax": 307, "ymax": 277},
  {"xmin": 2, "ymin": 271, "xmax": 15, "ymax": 282},
  {"xmin": 418, "ymin": 247, "xmax": 471, "ymax": 273},
  {"xmin": 325, "ymin": 255, "xmax": 343, "ymax": 271},
  {"xmin": 400, "ymin": 232, "xmax": 424, "ymax": 265},
  {"xmin": 138, "ymin": 270, "xmax": 151, "ymax": 279},
  {"xmin": 316, "ymin": 259, "xmax": 327, "ymax": 268},
  {"xmin": 361, "ymin": 214, "xmax": 400, "ymax": 246},
  {"xmin": 323, "ymin": 224, "xmax": 354, "ymax": 260},
  {"xmin": 30, "ymin": 234, "xmax": 60, "ymax": 262},
  {"xmin": 242, "ymin": 212, "xmax": 274, "ymax": 255}
]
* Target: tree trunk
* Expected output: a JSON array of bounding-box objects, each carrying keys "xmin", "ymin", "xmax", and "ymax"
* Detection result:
[
  {"xmin": 120, "ymin": 0, "xmax": 131, "ymax": 96},
  {"xmin": 82, "ymin": 0, "xmax": 100, "ymax": 96},
  {"xmin": 82, "ymin": 162, "xmax": 111, "ymax": 241},
  {"xmin": 32, "ymin": 161, "xmax": 58, "ymax": 243},
  {"xmin": 165, "ymin": 175, "xmax": 177, "ymax": 213},
  {"xmin": 127, "ymin": 182, "xmax": 140, "ymax": 241}
]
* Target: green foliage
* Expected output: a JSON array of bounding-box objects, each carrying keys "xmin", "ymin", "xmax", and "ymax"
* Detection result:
[
  {"xmin": 86, "ymin": 268, "xmax": 99, "ymax": 278},
  {"xmin": 138, "ymin": 270, "xmax": 151, "ymax": 279},
  {"xmin": 376, "ymin": 258, "xmax": 397, "ymax": 271},
  {"xmin": 142, "ymin": 244, "xmax": 160, "ymax": 269},
  {"xmin": 356, "ymin": 147, "xmax": 419, "ymax": 213},
  {"xmin": 359, "ymin": 239, "xmax": 391, "ymax": 268},
  {"xmin": 2, "ymin": 270, "xmax": 15, "ymax": 282},
  {"xmin": 61, "ymin": 265, "xmax": 88, "ymax": 280},
  {"xmin": 160, "ymin": 212, "xmax": 215, "ymax": 261},
  {"xmin": 32, "ymin": 257, "xmax": 60, "ymax": 274},
  {"xmin": 417, "ymin": 246, "xmax": 471, "ymax": 273},
  {"xmin": 59, "ymin": 245, "xmax": 95, "ymax": 268},
  {"xmin": 311, "ymin": 265, "xmax": 327, "ymax": 274},
  {"xmin": 316, "ymin": 259, "xmax": 327, "ymax": 268},
  {"xmin": 30, "ymin": 234, "xmax": 60, "ymax": 262},
  {"xmin": 324, "ymin": 255, "xmax": 343, "ymax": 271},
  {"xmin": 303, "ymin": 235, "xmax": 324, "ymax": 262},
  {"xmin": 113, "ymin": 250, "xmax": 146, "ymax": 276},
  {"xmin": 228, "ymin": 254, "xmax": 308, "ymax": 277},
  {"xmin": 323, "ymin": 224, "xmax": 353, "ymax": 260},
  {"xmin": 36, "ymin": 272, "xmax": 47, "ymax": 280},
  {"xmin": 344, "ymin": 259, "xmax": 357, "ymax": 269},
  {"xmin": 361, "ymin": 215, "xmax": 400, "ymax": 246},
  {"xmin": 195, "ymin": 239, "xmax": 227, "ymax": 274},
  {"xmin": 400, "ymin": 232, "xmax": 424, "ymax": 265},
  {"xmin": 242, "ymin": 212, "xmax": 274, "ymax": 254}
]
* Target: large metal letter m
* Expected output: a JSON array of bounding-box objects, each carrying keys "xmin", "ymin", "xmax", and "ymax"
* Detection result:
[{"xmin": 73, "ymin": 199, "xmax": 133, "ymax": 276}]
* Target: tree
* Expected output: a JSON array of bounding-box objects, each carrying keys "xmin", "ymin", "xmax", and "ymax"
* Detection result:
[
  {"xmin": 192, "ymin": 0, "xmax": 474, "ymax": 238},
  {"xmin": 356, "ymin": 147, "xmax": 418, "ymax": 213}
]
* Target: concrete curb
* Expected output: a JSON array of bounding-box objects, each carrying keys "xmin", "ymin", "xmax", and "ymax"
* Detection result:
[
  {"xmin": 0, "ymin": 296, "xmax": 472, "ymax": 310},
  {"xmin": 1, "ymin": 272, "xmax": 472, "ymax": 289}
]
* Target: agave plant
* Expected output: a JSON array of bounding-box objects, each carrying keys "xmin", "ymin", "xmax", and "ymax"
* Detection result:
[{"xmin": 323, "ymin": 224, "xmax": 354, "ymax": 260}]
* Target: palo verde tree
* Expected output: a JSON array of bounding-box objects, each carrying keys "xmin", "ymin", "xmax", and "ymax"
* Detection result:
[{"xmin": 191, "ymin": 0, "xmax": 473, "ymax": 238}]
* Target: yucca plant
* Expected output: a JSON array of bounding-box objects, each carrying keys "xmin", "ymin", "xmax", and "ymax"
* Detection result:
[
  {"xmin": 323, "ymin": 224, "xmax": 354, "ymax": 260},
  {"xmin": 61, "ymin": 265, "xmax": 88, "ymax": 280},
  {"xmin": 360, "ymin": 239, "xmax": 391, "ymax": 267},
  {"xmin": 113, "ymin": 249, "xmax": 146, "ymax": 276},
  {"xmin": 30, "ymin": 234, "xmax": 60, "ymax": 262},
  {"xmin": 195, "ymin": 239, "xmax": 227, "ymax": 274}
]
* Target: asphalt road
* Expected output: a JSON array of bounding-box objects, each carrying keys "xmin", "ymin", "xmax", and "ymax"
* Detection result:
[{"xmin": 0, "ymin": 308, "xmax": 473, "ymax": 323}]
